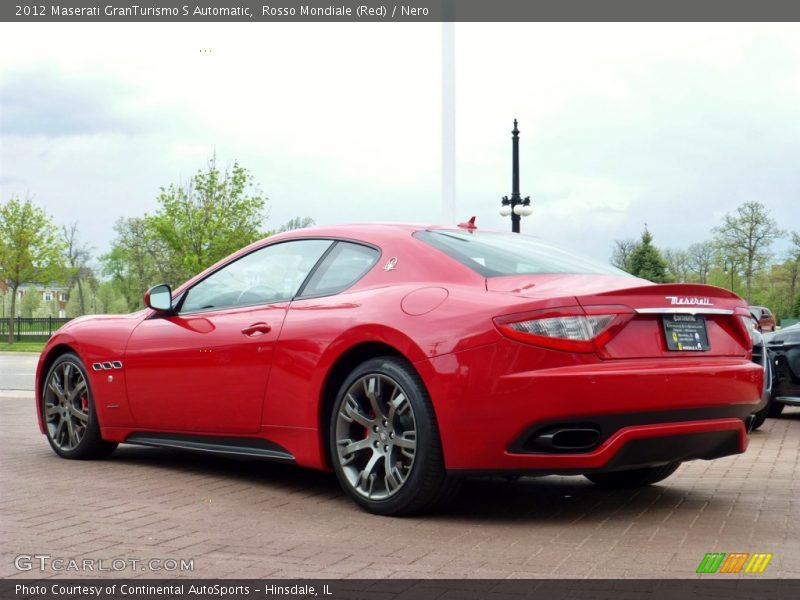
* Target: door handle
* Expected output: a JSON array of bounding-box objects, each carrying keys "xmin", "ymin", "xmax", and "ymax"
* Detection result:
[{"xmin": 241, "ymin": 322, "xmax": 272, "ymax": 337}]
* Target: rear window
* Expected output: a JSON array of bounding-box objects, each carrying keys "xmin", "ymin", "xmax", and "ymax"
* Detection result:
[{"xmin": 414, "ymin": 230, "xmax": 630, "ymax": 277}]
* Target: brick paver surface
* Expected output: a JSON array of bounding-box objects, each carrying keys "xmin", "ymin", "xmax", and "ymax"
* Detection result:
[{"xmin": 1, "ymin": 391, "xmax": 798, "ymax": 579}]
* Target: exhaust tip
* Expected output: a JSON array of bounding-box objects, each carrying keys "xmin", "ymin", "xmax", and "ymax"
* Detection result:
[{"xmin": 530, "ymin": 425, "xmax": 602, "ymax": 453}]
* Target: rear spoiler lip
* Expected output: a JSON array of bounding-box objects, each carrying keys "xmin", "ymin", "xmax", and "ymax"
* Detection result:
[{"xmin": 592, "ymin": 282, "xmax": 742, "ymax": 299}]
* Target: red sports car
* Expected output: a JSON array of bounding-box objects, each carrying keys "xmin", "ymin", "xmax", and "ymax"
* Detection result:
[{"xmin": 36, "ymin": 224, "xmax": 763, "ymax": 515}]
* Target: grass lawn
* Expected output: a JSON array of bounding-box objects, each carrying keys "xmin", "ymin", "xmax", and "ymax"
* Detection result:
[{"xmin": 0, "ymin": 341, "xmax": 45, "ymax": 352}]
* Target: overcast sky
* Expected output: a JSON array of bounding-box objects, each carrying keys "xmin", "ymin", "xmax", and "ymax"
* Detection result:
[{"xmin": 1, "ymin": 22, "xmax": 798, "ymax": 266}]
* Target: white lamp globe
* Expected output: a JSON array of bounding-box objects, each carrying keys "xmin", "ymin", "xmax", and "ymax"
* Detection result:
[
  {"xmin": 521, "ymin": 205, "xmax": 533, "ymax": 216},
  {"xmin": 499, "ymin": 205, "xmax": 512, "ymax": 217},
  {"xmin": 513, "ymin": 204, "xmax": 524, "ymax": 215}
]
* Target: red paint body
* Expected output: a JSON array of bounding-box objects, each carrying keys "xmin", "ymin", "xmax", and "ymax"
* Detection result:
[{"xmin": 35, "ymin": 224, "xmax": 762, "ymax": 474}]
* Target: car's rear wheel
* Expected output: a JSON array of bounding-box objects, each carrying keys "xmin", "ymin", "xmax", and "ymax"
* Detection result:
[
  {"xmin": 43, "ymin": 353, "xmax": 117, "ymax": 459},
  {"xmin": 329, "ymin": 357, "xmax": 455, "ymax": 515},
  {"xmin": 584, "ymin": 461, "xmax": 681, "ymax": 488}
]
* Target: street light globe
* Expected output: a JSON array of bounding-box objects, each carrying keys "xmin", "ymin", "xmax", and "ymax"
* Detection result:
[
  {"xmin": 499, "ymin": 205, "xmax": 512, "ymax": 217},
  {"xmin": 513, "ymin": 204, "xmax": 524, "ymax": 216},
  {"xmin": 521, "ymin": 205, "xmax": 533, "ymax": 216}
]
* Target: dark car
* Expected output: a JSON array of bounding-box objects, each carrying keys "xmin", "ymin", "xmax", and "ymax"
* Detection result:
[
  {"xmin": 748, "ymin": 323, "xmax": 774, "ymax": 430},
  {"xmin": 749, "ymin": 306, "xmax": 776, "ymax": 332},
  {"xmin": 764, "ymin": 323, "xmax": 800, "ymax": 416}
]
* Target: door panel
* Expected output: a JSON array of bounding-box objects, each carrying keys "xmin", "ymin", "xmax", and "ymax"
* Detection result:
[
  {"xmin": 125, "ymin": 304, "xmax": 288, "ymax": 433},
  {"xmin": 122, "ymin": 239, "xmax": 334, "ymax": 435}
]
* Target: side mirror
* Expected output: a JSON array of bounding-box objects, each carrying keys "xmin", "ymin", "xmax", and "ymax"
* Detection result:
[{"xmin": 145, "ymin": 284, "xmax": 172, "ymax": 312}]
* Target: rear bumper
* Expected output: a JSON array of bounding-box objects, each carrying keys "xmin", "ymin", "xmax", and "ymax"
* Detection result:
[
  {"xmin": 448, "ymin": 419, "xmax": 746, "ymax": 476},
  {"xmin": 421, "ymin": 343, "xmax": 762, "ymax": 474}
]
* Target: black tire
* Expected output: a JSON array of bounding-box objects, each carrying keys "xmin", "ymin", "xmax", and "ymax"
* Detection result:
[
  {"xmin": 750, "ymin": 405, "xmax": 769, "ymax": 431},
  {"xmin": 329, "ymin": 356, "xmax": 454, "ymax": 515},
  {"xmin": 768, "ymin": 401, "xmax": 785, "ymax": 418},
  {"xmin": 42, "ymin": 353, "xmax": 117, "ymax": 460},
  {"xmin": 584, "ymin": 461, "xmax": 681, "ymax": 489}
]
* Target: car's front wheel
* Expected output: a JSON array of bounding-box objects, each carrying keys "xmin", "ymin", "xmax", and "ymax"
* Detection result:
[
  {"xmin": 43, "ymin": 353, "xmax": 117, "ymax": 460},
  {"xmin": 329, "ymin": 357, "xmax": 456, "ymax": 515},
  {"xmin": 584, "ymin": 462, "xmax": 681, "ymax": 488}
]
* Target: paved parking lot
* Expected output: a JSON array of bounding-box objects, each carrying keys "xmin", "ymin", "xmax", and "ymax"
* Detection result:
[{"xmin": 1, "ymin": 352, "xmax": 799, "ymax": 579}]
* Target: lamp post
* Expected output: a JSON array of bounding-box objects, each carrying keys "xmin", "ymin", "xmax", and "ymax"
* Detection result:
[{"xmin": 499, "ymin": 119, "xmax": 532, "ymax": 232}]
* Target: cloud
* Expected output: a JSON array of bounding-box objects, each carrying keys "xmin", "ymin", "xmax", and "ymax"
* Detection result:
[
  {"xmin": 1, "ymin": 22, "xmax": 798, "ymax": 264},
  {"xmin": 0, "ymin": 66, "xmax": 164, "ymax": 137},
  {"xmin": 454, "ymin": 24, "xmax": 800, "ymax": 256}
]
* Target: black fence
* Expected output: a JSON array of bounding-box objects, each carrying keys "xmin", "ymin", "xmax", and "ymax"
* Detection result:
[{"xmin": 0, "ymin": 317, "xmax": 72, "ymax": 342}]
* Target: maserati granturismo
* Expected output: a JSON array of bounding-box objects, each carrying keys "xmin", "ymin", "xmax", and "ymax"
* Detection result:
[{"xmin": 36, "ymin": 223, "xmax": 764, "ymax": 514}]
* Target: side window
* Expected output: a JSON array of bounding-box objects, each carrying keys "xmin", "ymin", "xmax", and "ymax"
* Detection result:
[
  {"xmin": 300, "ymin": 242, "xmax": 379, "ymax": 298},
  {"xmin": 180, "ymin": 239, "xmax": 332, "ymax": 313}
]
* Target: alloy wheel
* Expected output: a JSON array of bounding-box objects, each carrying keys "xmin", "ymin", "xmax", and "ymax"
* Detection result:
[
  {"xmin": 44, "ymin": 361, "xmax": 90, "ymax": 452},
  {"xmin": 334, "ymin": 373, "xmax": 417, "ymax": 500}
]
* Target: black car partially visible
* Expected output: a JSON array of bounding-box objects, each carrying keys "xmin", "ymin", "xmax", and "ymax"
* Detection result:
[
  {"xmin": 749, "ymin": 324, "xmax": 774, "ymax": 430},
  {"xmin": 765, "ymin": 323, "xmax": 800, "ymax": 416}
]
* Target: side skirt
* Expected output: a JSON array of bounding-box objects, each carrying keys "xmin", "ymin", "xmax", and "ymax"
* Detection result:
[{"xmin": 124, "ymin": 432, "xmax": 295, "ymax": 463}]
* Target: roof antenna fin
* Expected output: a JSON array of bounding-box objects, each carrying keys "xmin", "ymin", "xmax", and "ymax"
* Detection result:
[{"xmin": 457, "ymin": 216, "xmax": 477, "ymax": 231}]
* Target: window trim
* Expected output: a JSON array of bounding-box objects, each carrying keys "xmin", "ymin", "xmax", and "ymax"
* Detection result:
[
  {"xmin": 295, "ymin": 240, "xmax": 381, "ymax": 300},
  {"xmin": 171, "ymin": 237, "xmax": 379, "ymax": 317},
  {"xmin": 175, "ymin": 238, "xmax": 333, "ymax": 316}
]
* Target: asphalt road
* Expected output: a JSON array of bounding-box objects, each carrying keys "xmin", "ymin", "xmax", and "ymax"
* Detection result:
[{"xmin": 0, "ymin": 351, "xmax": 38, "ymax": 391}]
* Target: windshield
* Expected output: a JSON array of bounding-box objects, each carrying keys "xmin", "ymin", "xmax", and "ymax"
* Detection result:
[{"xmin": 415, "ymin": 230, "xmax": 631, "ymax": 277}]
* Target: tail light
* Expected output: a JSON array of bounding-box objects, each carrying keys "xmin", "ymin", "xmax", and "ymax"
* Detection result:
[
  {"xmin": 494, "ymin": 306, "xmax": 633, "ymax": 353},
  {"xmin": 732, "ymin": 307, "xmax": 758, "ymax": 350}
]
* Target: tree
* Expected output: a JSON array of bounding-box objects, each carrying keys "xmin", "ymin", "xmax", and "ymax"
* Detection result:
[
  {"xmin": 713, "ymin": 202, "xmax": 783, "ymax": 303},
  {"xmin": 19, "ymin": 289, "xmax": 42, "ymax": 318},
  {"xmin": 629, "ymin": 226, "xmax": 669, "ymax": 283},
  {"xmin": 270, "ymin": 216, "xmax": 315, "ymax": 235},
  {"xmin": 713, "ymin": 246, "xmax": 742, "ymax": 294},
  {"xmin": 686, "ymin": 241, "xmax": 716, "ymax": 284},
  {"xmin": 102, "ymin": 157, "xmax": 271, "ymax": 306},
  {"xmin": 65, "ymin": 281, "xmax": 90, "ymax": 317},
  {"xmin": 94, "ymin": 281, "xmax": 129, "ymax": 314},
  {"xmin": 785, "ymin": 231, "xmax": 800, "ymax": 317},
  {"xmin": 103, "ymin": 217, "xmax": 179, "ymax": 310},
  {"xmin": 63, "ymin": 222, "xmax": 92, "ymax": 316},
  {"xmin": 33, "ymin": 297, "xmax": 60, "ymax": 318},
  {"xmin": 0, "ymin": 197, "xmax": 66, "ymax": 343},
  {"xmin": 1, "ymin": 293, "xmax": 11, "ymax": 318},
  {"xmin": 610, "ymin": 239, "xmax": 636, "ymax": 272},
  {"xmin": 150, "ymin": 157, "xmax": 267, "ymax": 282},
  {"xmin": 662, "ymin": 248, "xmax": 690, "ymax": 283}
]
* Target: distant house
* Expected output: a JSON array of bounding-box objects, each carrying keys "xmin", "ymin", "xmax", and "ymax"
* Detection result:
[{"xmin": 4, "ymin": 282, "xmax": 69, "ymax": 318}]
